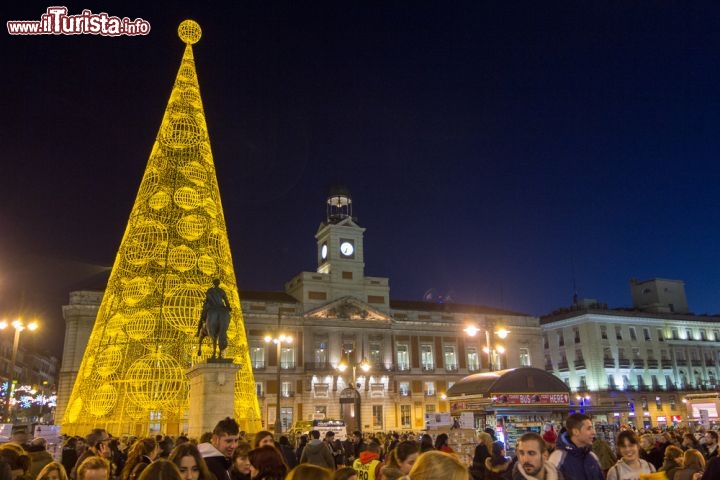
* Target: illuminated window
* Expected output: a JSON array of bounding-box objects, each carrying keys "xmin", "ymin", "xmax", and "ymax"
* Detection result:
[
  {"xmin": 397, "ymin": 344, "xmax": 409, "ymax": 371},
  {"xmin": 399, "ymin": 382, "xmax": 410, "ymax": 396},
  {"xmin": 519, "ymin": 348, "xmax": 530, "ymax": 366},
  {"xmin": 250, "ymin": 341, "xmax": 265, "ymax": 369},
  {"xmin": 444, "ymin": 346, "xmax": 457, "ymax": 371},
  {"xmin": 467, "ymin": 347, "xmax": 479, "ymax": 371},
  {"xmin": 400, "ymin": 405, "xmax": 411, "ymax": 428},
  {"xmin": 372, "ymin": 405, "xmax": 383, "ymax": 429},
  {"xmin": 424, "ymin": 381, "xmax": 435, "ymax": 396},
  {"xmin": 421, "ymin": 344, "xmax": 434, "ymax": 371}
]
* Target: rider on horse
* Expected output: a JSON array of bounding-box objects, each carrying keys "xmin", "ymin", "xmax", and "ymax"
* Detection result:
[{"xmin": 197, "ymin": 278, "xmax": 231, "ymax": 358}]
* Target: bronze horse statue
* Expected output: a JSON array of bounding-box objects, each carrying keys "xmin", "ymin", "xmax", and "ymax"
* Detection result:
[{"xmin": 196, "ymin": 279, "xmax": 231, "ymax": 359}]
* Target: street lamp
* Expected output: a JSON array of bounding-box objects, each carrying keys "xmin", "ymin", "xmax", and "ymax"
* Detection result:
[
  {"xmin": 264, "ymin": 333, "xmax": 292, "ymax": 434},
  {"xmin": 337, "ymin": 351, "xmax": 370, "ymax": 432},
  {"xmin": 464, "ymin": 325, "xmax": 509, "ymax": 371},
  {"xmin": 0, "ymin": 319, "xmax": 39, "ymax": 421}
]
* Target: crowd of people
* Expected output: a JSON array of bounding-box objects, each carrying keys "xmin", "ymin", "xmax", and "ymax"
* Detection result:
[{"xmin": 1, "ymin": 414, "xmax": 718, "ymax": 480}]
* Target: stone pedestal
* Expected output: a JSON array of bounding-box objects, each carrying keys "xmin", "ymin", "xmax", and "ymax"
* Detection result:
[{"xmin": 186, "ymin": 360, "xmax": 240, "ymax": 438}]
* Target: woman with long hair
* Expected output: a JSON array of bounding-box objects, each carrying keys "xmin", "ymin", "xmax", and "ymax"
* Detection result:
[
  {"xmin": 380, "ymin": 441, "xmax": 419, "ymax": 480},
  {"xmin": 248, "ymin": 446, "xmax": 287, "ymax": 480},
  {"xmin": 169, "ymin": 443, "xmax": 213, "ymax": 480},
  {"xmin": 252, "ymin": 432, "xmax": 276, "ymax": 449},
  {"xmin": 434, "ymin": 433, "xmax": 454, "ymax": 454},
  {"xmin": 403, "ymin": 450, "xmax": 468, "ymax": 480},
  {"xmin": 35, "ymin": 462, "xmax": 69, "ymax": 480},
  {"xmin": 136, "ymin": 459, "xmax": 182, "ymax": 480},
  {"xmin": 418, "ymin": 435, "xmax": 434, "ymax": 453},
  {"xmin": 659, "ymin": 445, "xmax": 683, "ymax": 480},
  {"xmin": 484, "ymin": 441, "xmax": 511, "ymax": 480},
  {"xmin": 673, "ymin": 449, "xmax": 705, "ymax": 480},
  {"xmin": 120, "ymin": 437, "xmax": 159, "ymax": 480},
  {"xmin": 606, "ymin": 431, "xmax": 656, "ymax": 480},
  {"xmin": 470, "ymin": 432, "xmax": 493, "ymax": 480},
  {"xmin": 230, "ymin": 442, "xmax": 252, "ymax": 480}
]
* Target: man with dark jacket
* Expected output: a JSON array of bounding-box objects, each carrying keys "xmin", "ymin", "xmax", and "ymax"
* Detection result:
[
  {"xmin": 198, "ymin": 417, "xmax": 240, "ymax": 480},
  {"xmin": 548, "ymin": 414, "xmax": 603, "ymax": 480},
  {"xmin": 299, "ymin": 430, "xmax": 334, "ymax": 469}
]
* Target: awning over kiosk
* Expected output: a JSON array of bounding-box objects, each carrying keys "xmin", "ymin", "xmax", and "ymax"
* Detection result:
[{"xmin": 447, "ymin": 367, "xmax": 570, "ymax": 415}]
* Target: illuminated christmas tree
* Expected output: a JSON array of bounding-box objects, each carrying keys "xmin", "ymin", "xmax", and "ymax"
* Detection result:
[{"xmin": 62, "ymin": 20, "xmax": 261, "ymax": 435}]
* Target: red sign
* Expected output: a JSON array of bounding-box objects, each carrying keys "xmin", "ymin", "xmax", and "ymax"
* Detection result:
[{"xmin": 493, "ymin": 393, "xmax": 569, "ymax": 405}]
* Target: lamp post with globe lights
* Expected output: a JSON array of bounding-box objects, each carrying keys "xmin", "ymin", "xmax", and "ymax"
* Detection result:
[
  {"xmin": 337, "ymin": 351, "xmax": 371, "ymax": 433},
  {"xmin": 0, "ymin": 319, "xmax": 39, "ymax": 421},
  {"xmin": 264, "ymin": 333, "xmax": 292, "ymax": 434},
  {"xmin": 464, "ymin": 325, "xmax": 509, "ymax": 371}
]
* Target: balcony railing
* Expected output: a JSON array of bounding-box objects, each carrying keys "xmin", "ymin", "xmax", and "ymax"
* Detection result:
[
  {"xmin": 251, "ymin": 361, "xmax": 266, "ymax": 370},
  {"xmin": 422, "ymin": 365, "xmax": 436, "ymax": 373},
  {"xmin": 396, "ymin": 364, "xmax": 411, "ymax": 372},
  {"xmin": 280, "ymin": 391, "xmax": 295, "ymax": 398},
  {"xmin": 646, "ymin": 359, "xmax": 658, "ymax": 368},
  {"xmin": 280, "ymin": 362, "xmax": 296, "ymax": 370},
  {"xmin": 574, "ymin": 360, "xmax": 586, "ymax": 369},
  {"xmin": 304, "ymin": 362, "xmax": 332, "ymax": 372},
  {"xmin": 604, "ymin": 359, "xmax": 615, "ymax": 368},
  {"xmin": 661, "ymin": 360, "xmax": 673, "ymax": 368},
  {"xmin": 618, "ymin": 358, "xmax": 630, "ymax": 368},
  {"xmin": 557, "ymin": 361, "xmax": 569, "ymax": 371},
  {"xmin": 445, "ymin": 365, "xmax": 459, "ymax": 372}
]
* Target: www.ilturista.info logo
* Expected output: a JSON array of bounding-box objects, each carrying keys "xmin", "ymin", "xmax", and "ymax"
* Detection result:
[{"xmin": 7, "ymin": 7, "xmax": 151, "ymax": 36}]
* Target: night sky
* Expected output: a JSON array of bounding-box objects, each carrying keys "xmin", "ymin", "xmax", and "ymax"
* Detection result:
[{"xmin": 3, "ymin": 2, "xmax": 720, "ymax": 357}]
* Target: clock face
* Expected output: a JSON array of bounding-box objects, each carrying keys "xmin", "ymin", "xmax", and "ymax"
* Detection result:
[
  {"xmin": 340, "ymin": 241, "xmax": 354, "ymax": 256},
  {"xmin": 321, "ymin": 243, "xmax": 328, "ymax": 260}
]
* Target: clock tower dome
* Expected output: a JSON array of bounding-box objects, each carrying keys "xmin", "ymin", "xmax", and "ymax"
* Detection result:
[{"xmin": 316, "ymin": 186, "xmax": 365, "ymax": 278}]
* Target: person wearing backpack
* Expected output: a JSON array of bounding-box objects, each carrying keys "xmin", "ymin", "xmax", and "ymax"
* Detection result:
[{"xmin": 548, "ymin": 413, "xmax": 603, "ymax": 480}]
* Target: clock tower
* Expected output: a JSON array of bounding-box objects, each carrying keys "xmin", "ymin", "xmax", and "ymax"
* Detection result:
[
  {"xmin": 285, "ymin": 186, "xmax": 389, "ymax": 311},
  {"xmin": 316, "ymin": 186, "xmax": 365, "ymax": 279}
]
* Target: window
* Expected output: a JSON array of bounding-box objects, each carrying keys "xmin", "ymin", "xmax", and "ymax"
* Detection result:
[
  {"xmin": 467, "ymin": 347, "xmax": 479, "ymax": 371},
  {"xmin": 629, "ymin": 327, "xmax": 637, "ymax": 341},
  {"xmin": 655, "ymin": 396, "xmax": 662, "ymax": 408},
  {"xmin": 280, "ymin": 346, "xmax": 294, "ymax": 369},
  {"xmin": 281, "ymin": 381, "xmax": 292, "ymax": 397},
  {"xmin": 397, "ymin": 344, "xmax": 409, "ymax": 371},
  {"xmin": 686, "ymin": 328, "xmax": 693, "ymax": 340},
  {"xmin": 314, "ymin": 383, "xmax": 329, "ymax": 398},
  {"xmin": 424, "ymin": 381, "xmax": 436, "ymax": 396},
  {"xmin": 400, "ymin": 405, "xmax": 411, "ymax": 428},
  {"xmin": 256, "ymin": 382, "xmax": 264, "ymax": 397},
  {"xmin": 251, "ymin": 341, "xmax": 265, "ymax": 369},
  {"xmin": 421, "ymin": 344, "xmax": 434, "ymax": 371},
  {"xmin": 643, "ymin": 328, "xmax": 651, "ymax": 341},
  {"xmin": 558, "ymin": 332, "xmax": 565, "ymax": 347},
  {"xmin": 519, "ymin": 348, "xmax": 530, "ymax": 366},
  {"xmin": 657, "ymin": 329, "xmax": 665, "ymax": 342},
  {"xmin": 615, "ymin": 326, "xmax": 622, "ymax": 340},
  {"xmin": 369, "ymin": 341, "xmax": 382, "ymax": 366},
  {"xmin": 701, "ymin": 330, "xmax": 708, "ymax": 341},
  {"xmin": 573, "ymin": 327, "xmax": 580, "ymax": 343},
  {"xmin": 669, "ymin": 396, "xmax": 676, "ymax": 409},
  {"xmin": 399, "ymin": 382, "xmax": 410, "ymax": 396},
  {"xmin": 314, "ymin": 339, "xmax": 328, "ymax": 366},
  {"xmin": 543, "ymin": 335, "xmax": 549, "ymax": 349},
  {"xmin": 444, "ymin": 345, "xmax": 458, "ymax": 371},
  {"xmin": 425, "ymin": 404, "xmax": 436, "ymax": 414},
  {"xmin": 641, "ymin": 396, "xmax": 648, "ymax": 409},
  {"xmin": 671, "ymin": 328, "xmax": 679, "ymax": 340},
  {"xmin": 280, "ymin": 407, "xmax": 293, "ymax": 432},
  {"xmin": 600, "ymin": 326, "xmax": 608, "ymax": 340},
  {"xmin": 372, "ymin": 405, "xmax": 383, "ymax": 429}
]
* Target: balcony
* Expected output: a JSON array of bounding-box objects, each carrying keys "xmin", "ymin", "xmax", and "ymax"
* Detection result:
[
  {"xmin": 618, "ymin": 358, "xmax": 630, "ymax": 368},
  {"xmin": 661, "ymin": 360, "xmax": 673, "ymax": 369},
  {"xmin": 280, "ymin": 391, "xmax": 295, "ymax": 398},
  {"xmin": 396, "ymin": 364, "xmax": 411, "ymax": 372},
  {"xmin": 304, "ymin": 362, "xmax": 332, "ymax": 372},
  {"xmin": 251, "ymin": 361, "xmax": 266, "ymax": 370},
  {"xmin": 280, "ymin": 362, "xmax": 296, "ymax": 370},
  {"xmin": 574, "ymin": 360, "xmax": 586, "ymax": 369},
  {"xmin": 557, "ymin": 361, "xmax": 569, "ymax": 372},
  {"xmin": 604, "ymin": 358, "xmax": 615, "ymax": 368},
  {"xmin": 646, "ymin": 359, "xmax": 658, "ymax": 368},
  {"xmin": 421, "ymin": 365, "xmax": 436, "ymax": 373},
  {"xmin": 445, "ymin": 365, "xmax": 459, "ymax": 373}
]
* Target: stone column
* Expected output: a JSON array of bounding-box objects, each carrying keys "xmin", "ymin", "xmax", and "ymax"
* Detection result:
[{"xmin": 186, "ymin": 360, "xmax": 240, "ymax": 438}]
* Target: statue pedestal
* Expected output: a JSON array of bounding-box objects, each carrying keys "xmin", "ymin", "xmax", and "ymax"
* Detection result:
[{"xmin": 186, "ymin": 360, "xmax": 240, "ymax": 438}]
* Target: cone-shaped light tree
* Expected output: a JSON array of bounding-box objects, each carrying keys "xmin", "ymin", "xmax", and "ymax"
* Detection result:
[{"xmin": 62, "ymin": 20, "xmax": 261, "ymax": 435}]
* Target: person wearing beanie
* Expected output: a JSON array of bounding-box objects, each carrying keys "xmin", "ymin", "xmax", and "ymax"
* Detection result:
[{"xmin": 543, "ymin": 426, "xmax": 558, "ymax": 453}]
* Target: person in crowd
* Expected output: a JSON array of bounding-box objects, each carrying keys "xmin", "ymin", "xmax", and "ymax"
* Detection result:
[
  {"xmin": 36, "ymin": 462, "xmax": 69, "ymax": 480},
  {"xmin": 285, "ymin": 464, "xmax": 332, "ymax": 480},
  {"xmin": 673, "ymin": 449, "xmax": 705, "ymax": 480},
  {"xmin": 135, "ymin": 460, "xmax": 182, "ymax": 480},
  {"xmin": 62, "ymin": 438, "xmax": 80, "ymax": 477},
  {"xmin": 470, "ymin": 431, "xmax": 494, "ymax": 480},
  {"xmin": 323, "ymin": 433, "xmax": 343, "ymax": 469},
  {"xmin": 332, "ymin": 467, "xmax": 356, "ymax": 480},
  {"xmin": 198, "ymin": 417, "xmax": 240, "ymax": 480},
  {"xmin": 605, "ymin": 431, "xmax": 655, "ymax": 480},
  {"xmin": 108, "ymin": 438, "xmax": 126, "ymax": 478},
  {"xmin": 168, "ymin": 443, "xmax": 213, "ymax": 480},
  {"xmin": 548, "ymin": 413, "xmax": 603, "ymax": 480},
  {"xmin": 682, "ymin": 434, "xmax": 699, "ymax": 451},
  {"xmin": 512, "ymin": 432, "xmax": 562, "ymax": 480},
  {"xmin": 252, "ymin": 433, "xmax": 275, "ymax": 450},
  {"xmin": 485, "ymin": 441, "xmax": 512, "ymax": 480},
  {"xmin": 248, "ymin": 446, "xmax": 287, "ymax": 480},
  {"xmin": 27, "ymin": 438, "xmax": 54, "ymax": 479},
  {"xmin": 380, "ymin": 440, "xmax": 419, "ymax": 480},
  {"xmin": 77, "ymin": 458, "xmax": 110, "ymax": 480},
  {"xmin": 659, "ymin": 445, "xmax": 683, "ymax": 480},
  {"xmin": 639, "ymin": 434, "xmax": 663, "ymax": 471},
  {"xmin": 332, "ymin": 440, "xmax": 347, "ymax": 469},
  {"xmin": 352, "ymin": 441, "xmax": 382, "ymax": 480},
  {"xmin": 277, "ymin": 437, "xmax": 297, "ymax": 470},
  {"xmin": 700, "ymin": 455, "xmax": 719, "ymax": 480},
  {"xmin": 299, "ymin": 431, "xmax": 334, "ymax": 470},
  {"xmin": 703, "ymin": 431, "xmax": 718, "ymax": 460},
  {"xmin": 542, "ymin": 425, "xmax": 558, "ymax": 454},
  {"xmin": 120, "ymin": 438, "xmax": 159, "ymax": 480},
  {"xmin": 418, "ymin": 435, "xmax": 434, "ymax": 454},
  {"xmin": 387, "ymin": 433, "xmax": 400, "ymax": 454},
  {"xmin": 294, "ymin": 436, "xmax": 308, "ymax": 466},
  {"xmin": 434, "ymin": 433, "xmax": 454, "ymax": 454},
  {"xmin": 591, "ymin": 436, "xmax": 616, "ymax": 477},
  {"xmin": 0, "ymin": 442, "xmax": 33, "ymax": 480},
  {"xmin": 404, "ymin": 450, "xmax": 468, "ymax": 480},
  {"xmin": 71, "ymin": 430, "xmax": 111, "ymax": 480},
  {"xmin": 229, "ymin": 442, "xmax": 251, "ymax": 480}
]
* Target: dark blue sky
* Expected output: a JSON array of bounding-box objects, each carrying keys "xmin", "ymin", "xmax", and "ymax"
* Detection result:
[{"xmin": 3, "ymin": 2, "xmax": 720, "ymax": 355}]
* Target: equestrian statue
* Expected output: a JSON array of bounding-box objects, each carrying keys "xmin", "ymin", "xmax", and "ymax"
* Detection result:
[{"xmin": 196, "ymin": 278, "xmax": 231, "ymax": 359}]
